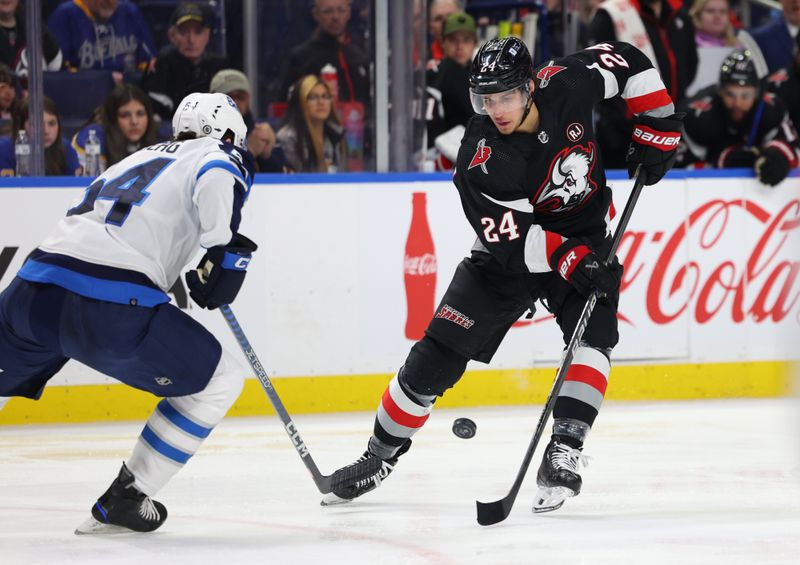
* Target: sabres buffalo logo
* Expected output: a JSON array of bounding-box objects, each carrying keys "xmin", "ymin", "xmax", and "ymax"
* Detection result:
[{"xmin": 534, "ymin": 143, "xmax": 598, "ymax": 214}]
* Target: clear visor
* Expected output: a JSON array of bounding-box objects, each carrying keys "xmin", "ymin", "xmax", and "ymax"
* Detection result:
[{"xmin": 469, "ymin": 84, "xmax": 530, "ymax": 115}]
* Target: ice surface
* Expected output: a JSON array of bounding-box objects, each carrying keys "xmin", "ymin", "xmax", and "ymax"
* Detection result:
[{"xmin": 1, "ymin": 399, "xmax": 798, "ymax": 565}]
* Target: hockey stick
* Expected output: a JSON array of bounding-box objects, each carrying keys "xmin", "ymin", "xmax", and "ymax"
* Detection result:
[
  {"xmin": 220, "ymin": 304, "xmax": 382, "ymax": 494},
  {"xmin": 475, "ymin": 166, "xmax": 647, "ymax": 526}
]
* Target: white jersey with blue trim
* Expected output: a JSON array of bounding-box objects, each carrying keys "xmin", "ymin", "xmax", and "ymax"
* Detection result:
[{"xmin": 38, "ymin": 137, "xmax": 251, "ymax": 292}]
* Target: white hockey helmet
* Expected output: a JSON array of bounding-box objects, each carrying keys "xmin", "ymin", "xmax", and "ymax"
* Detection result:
[{"xmin": 172, "ymin": 92, "xmax": 248, "ymax": 148}]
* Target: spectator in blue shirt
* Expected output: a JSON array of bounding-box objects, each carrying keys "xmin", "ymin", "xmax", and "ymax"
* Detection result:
[
  {"xmin": 0, "ymin": 96, "xmax": 81, "ymax": 176},
  {"xmin": 72, "ymin": 83, "xmax": 158, "ymax": 173},
  {"xmin": 47, "ymin": 0, "xmax": 156, "ymax": 82},
  {"xmin": 747, "ymin": 0, "xmax": 800, "ymax": 72}
]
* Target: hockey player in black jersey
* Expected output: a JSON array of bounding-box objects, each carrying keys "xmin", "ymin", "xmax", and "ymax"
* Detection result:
[
  {"xmin": 323, "ymin": 37, "xmax": 683, "ymax": 512},
  {"xmin": 677, "ymin": 49, "xmax": 800, "ymax": 186}
]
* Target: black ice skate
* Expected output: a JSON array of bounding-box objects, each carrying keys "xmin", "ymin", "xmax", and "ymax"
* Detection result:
[
  {"xmin": 532, "ymin": 438, "xmax": 590, "ymax": 513},
  {"xmin": 75, "ymin": 463, "xmax": 167, "ymax": 534},
  {"xmin": 321, "ymin": 439, "xmax": 412, "ymax": 506}
]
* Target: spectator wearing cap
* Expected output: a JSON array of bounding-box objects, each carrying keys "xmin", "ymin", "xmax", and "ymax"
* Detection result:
[
  {"xmin": 210, "ymin": 68, "xmax": 288, "ymax": 173},
  {"xmin": 276, "ymin": 0, "xmax": 369, "ymax": 106},
  {"xmin": 425, "ymin": 12, "xmax": 476, "ymax": 144},
  {"xmin": 427, "ymin": 0, "xmax": 462, "ymax": 67},
  {"xmin": 48, "ymin": 0, "xmax": 155, "ymax": 80},
  {"xmin": 142, "ymin": 1, "xmax": 227, "ymax": 121},
  {"xmin": 0, "ymin": 0, "xmax": 63, "ymax": 78}
]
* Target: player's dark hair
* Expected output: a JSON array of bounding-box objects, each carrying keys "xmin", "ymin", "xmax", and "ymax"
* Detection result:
[
  {"xmin": 102, "ymin": 84, "xmax": 159, "ymax": 167},
  {"xmin": 13, "ymin": 96, "xmax": 68, "ymax": 176},
  {"xmin": 175, "ymin": 131, "xmax": 198, "ymax": 141}
]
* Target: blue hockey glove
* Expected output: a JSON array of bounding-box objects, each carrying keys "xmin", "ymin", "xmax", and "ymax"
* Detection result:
[{"xmin": 186, "ymin": 234, "xmax": 257, "ymax": 310}]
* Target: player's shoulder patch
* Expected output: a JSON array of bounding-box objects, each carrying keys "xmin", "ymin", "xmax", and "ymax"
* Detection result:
[
  {"xmin": 535, "ymin": 60, "xmax": 568, "ymax": 89},
  {"xmin": 688, "ymin": 96, "xmax": 713, "ymax": 114},
  {"xmin": 766, "ymin": 68, "xmax": 790, "ymax": 89}
]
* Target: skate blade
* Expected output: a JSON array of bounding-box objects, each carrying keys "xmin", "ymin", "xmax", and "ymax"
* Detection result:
[
  {"xmin": 532, "ymin": 486, "xmax": 575, "ymax": 514},
  {"xmin": 74, "ymin": 517, "xmax": 137, "ymax": 536},
  {"xmin": 320, "ymin": 493, "xmax": 352, "ymax": 506}
]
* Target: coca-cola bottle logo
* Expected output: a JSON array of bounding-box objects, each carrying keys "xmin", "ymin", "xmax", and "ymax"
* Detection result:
[{"xmin": 404, "ymin": 253, "xmax": 437, "ymax": 275}]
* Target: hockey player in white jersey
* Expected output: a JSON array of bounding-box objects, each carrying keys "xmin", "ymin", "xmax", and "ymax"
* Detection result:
[{"xmin": 0, "ymin": 92, "xmax": 257, "ymax": 534}]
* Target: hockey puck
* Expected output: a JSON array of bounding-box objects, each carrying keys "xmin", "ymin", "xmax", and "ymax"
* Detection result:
[{"xmin": 452, "ymin": 417, "xmax": 476, "ymax": 439}]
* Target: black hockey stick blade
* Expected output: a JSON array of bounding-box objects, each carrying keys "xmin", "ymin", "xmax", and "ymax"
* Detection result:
[{"xmin": 476, "ymin": 498, "xmax": 514, "ymax": 526}]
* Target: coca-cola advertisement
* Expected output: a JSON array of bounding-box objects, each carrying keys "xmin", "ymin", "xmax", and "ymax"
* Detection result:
[
  {"xmin": 0, "ymin": 174, "xmax": 797, "ymax": 384},
  {"xmin": 404, "ymin": 192, "xmax": 437, "ymax": 340}
]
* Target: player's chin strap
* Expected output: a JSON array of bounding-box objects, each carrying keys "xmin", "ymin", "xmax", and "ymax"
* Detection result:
[{"xmin": 517, "ymin": 87, "xmax": 534, "ymax": 129}]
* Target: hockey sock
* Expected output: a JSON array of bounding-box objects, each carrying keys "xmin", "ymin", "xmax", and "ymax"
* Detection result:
[
  {"xmin": 552, "ymin": 345, "xmax": 610, "ymax": 446},
  {"xmin": 369, "ymin": 370, "xmax": 435, "ymax": 460},
  {"xmin": 126, "ymin": 348, "xmax": 245, "ymax": 496}
]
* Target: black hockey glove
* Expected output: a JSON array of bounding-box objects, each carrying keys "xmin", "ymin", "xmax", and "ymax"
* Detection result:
[
  {"xmin": 717, "ymin": 146, "xmax": 759, "ymax": 169},
  {"xmin": 627, "ymin": 113, "xmax": 684, "ymax": 186},
  {"xmin": 186, "ymin": 234, "xmax": 258, "ymax": 310},
  {"xmin": 755, "ymin": 147, "xmax": 792, "ymax": 187},
  {"xmin": 550, "ymin": 238, "xmax": 621, "ymax": 297}
]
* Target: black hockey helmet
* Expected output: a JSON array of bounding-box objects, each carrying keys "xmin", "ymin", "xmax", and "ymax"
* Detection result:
[
  {"xmin": 469, "ymin": 37, "xmax": 533, "ymax": 95},
  {"xmin": 719, "ymin": 49, "xmax": 760, "ymax": 88}
]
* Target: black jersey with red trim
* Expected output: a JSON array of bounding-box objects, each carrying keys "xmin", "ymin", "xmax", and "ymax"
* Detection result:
[
  {"xmin": 452, "ymin": 41, "xmax": 674, "ymax": 274},
  {"xmin": 677, "ymin": 85, "xmax": 800, "ymax": 168},
  {"xmin": 766, "ymin": 65, "xmax": 800, "ymax": 143}
]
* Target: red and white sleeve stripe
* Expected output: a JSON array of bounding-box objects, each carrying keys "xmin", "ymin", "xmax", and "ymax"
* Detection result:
[
  {"xmin": 621, "ymin": 68, "xmax": 674, "ymax": 116},
  {"xmin": 524, "ymin": 224, "xmax": 565, "ymax": 273}
]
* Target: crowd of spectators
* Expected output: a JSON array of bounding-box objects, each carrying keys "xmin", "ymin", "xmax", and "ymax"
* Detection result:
[{"xmin": 1, "ymin": 0, "xmax": 798, "ymax": 180}]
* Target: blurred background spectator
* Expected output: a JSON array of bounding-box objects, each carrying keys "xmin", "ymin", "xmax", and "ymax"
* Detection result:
[
  {"xmin": 677, "ymin": 49, "xmax": 799, "ymax": 186},
  {"xmin": 747, "ymin": 0, "xmax": 800, "ymax": 72},
  {"xmin": 72, "ymin": 84, "xmax": 158, "ymax": 173},
  {"xmin": 277, "ymin": 74, "xmax": 348, "ymax": 173},
  {"xmin": 7, "ymin": 0, "xmax": 800, "ymax": 177},
  {"xmin": 427, "ymin": 0, "xmax": 463, "ymax": 66},
  {"xmin": 767, "ymin": 49, "xmax": 800, "ymax": 132},
  {"xmin": 48, "ymin": 0, "xmax": 155, "ymax": 83},
  {"xmin": 210, "ymin": 68, "xmax": 287, "ymax": 173},
  {"xmin": 276, "ymin": 0, "xmax": 369, "ymax": 107},
  {"xmin": 690, "ymin": 0, "xmax": 740, "ymax": 47},
  {"xmin": 0, "ymin": 62, "xmax": 18, "ymax": 135},
  {"xmin": 0, "ymin": 0, "xmax": 62, "ymax": 79},
  {"xmin": 425, "ymin": 12, "xmax": 476, "ymax": 143},
  {"xmin": 143, "ymin": 1, "xmax": 227, "ymax": 121},
  {"xmin": 588, "ymin": 0, "xmax": 699, "ymax": 167},
  {"xmin": 0, "ymin": 96, "xmax": 80, "ymax": 176}
]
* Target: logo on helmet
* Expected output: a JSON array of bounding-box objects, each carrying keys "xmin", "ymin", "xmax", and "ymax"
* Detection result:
[
  {"xmin": 468, "ymin": 138, "xmax": 492, "ymax": 174},
  {"xmin": 202, "ymin": 125, "xmax": 212, "ymax": 134},
  {"xmin": 536, "ymin": 63, "xmax": 566, "ymax": 88},
  {"xmin": 534, "ymin": 143, "xmax": 598, "ymax": 214}
]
